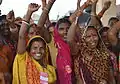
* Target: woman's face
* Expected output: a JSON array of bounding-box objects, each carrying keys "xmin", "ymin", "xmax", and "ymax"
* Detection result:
[
  {"xmin": 58, "ymin": 23, "xmax": 70, "ymax": 41},
  {"xmin": 101, "ymin": 31, "xmax": 110, "ymax": 47},
  {"xmin": 28, "ymin": 24, "xmax": 39, "ymax": 38},
  {"xmin": 30, "ymin": 41, "xmax": 46, "ymax": 61},
  {"xmin": 49, "ymin": 26, "xmax": 54, "ymax": 33},
  {"xmin": 1, "ymin": 21, "xmax": 11, "ymax": 36},
  {"xmin": 85, "ymin": 28, "xmax": 99, "ymax": 49}
]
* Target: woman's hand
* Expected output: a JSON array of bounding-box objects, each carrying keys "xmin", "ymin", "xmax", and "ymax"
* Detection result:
[
  {"xmin": 103, "ymin": 1, "xmax": 111, "ymax": 10},
  {"xmin": 77, "ymin": 0, "xmax": 81, "ymax": 9},
  {"xmin": 28, "ymin": 3, "xmax": 41, "ymax": 13},
  {"xmin": 6, "ymin": 10, "xmax": 15, "ymax": 23}
]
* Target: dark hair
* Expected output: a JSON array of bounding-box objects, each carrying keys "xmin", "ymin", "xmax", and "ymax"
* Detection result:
[
  {"xmin": 99, "ymin": 27, "xmax": 109, "ymax": 35},
  {"xmin": 47, "ymin": 22, "xmax": 56, "ymax": 30},
  {"xmin": 26, "ymin": 37, "xmax": 46, "ymax": 52},
  {"xmin": 57, "ymin": 18, "xmax": 71, "ymax": 28},
  {"xmin": 108, "ymin": 17, "xmax": 119, "ymax": 27},
  {"xmin": 63, "ymin": 16, "xmax": 70, "ymax": 20}
]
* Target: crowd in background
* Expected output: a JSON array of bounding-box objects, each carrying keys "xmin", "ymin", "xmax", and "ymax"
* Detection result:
[{"xmin": 0, "ymin": 0, "xmax": 120, "ymax": 84}]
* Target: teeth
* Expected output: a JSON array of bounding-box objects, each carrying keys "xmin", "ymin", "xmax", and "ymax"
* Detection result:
[
  {"xmin": 91, "ymin": 43, "xmax": 95, "ymax": 46},
  {"xmin": 36, "ymin": 53, "xmax": 41, "ymax": 57}
]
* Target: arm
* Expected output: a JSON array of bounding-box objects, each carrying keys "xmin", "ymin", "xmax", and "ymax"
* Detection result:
[
  {"xmin": 77, "ymin": 0, "xmax": 81, "ymax": 10},
  {"xmin": 38, "ymin": 0, "xmax": 55, "ymax": 28},
  {"xmin": 41, "ymin": 0, "xmax": 51, "ymax": 27},
  {"xmin": 87, "ymin": 0, "xmax": 103, "ymax": 29},
  {"xmin": 17, "ymin": 3, "xmax": 40, "ymax": 54},
  {"xmin": 67, "ymin": 17, "xmax": 79, "ymax": 42},
  {"xmin": 38, "ymin": 0, "xmax": 55, "ymax": 43},
  {"xmin": 68, "ymin": 0, "xmax": 92, "ymax": 42},
  {"xmin": 97, "ymin": 1, "xmax": 111, "ymax": 19},
  {"xmin": 90, "ymin": 0, "xmax": 98, "ymax": 16},
  {"xmin": 108, "ymin": 21, "xmax": 120, "ymax": 46},
  {"xmin": 69, "ymin": 0, "xmax": 92, "ymax": 23}
]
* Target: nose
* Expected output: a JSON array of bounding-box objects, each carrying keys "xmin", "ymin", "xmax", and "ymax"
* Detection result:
[
  {"xmin": 36, "ymin": 48, "xmax": 41, "ymax": 53},
  {"xmin": 64, "ymin": 28, "xmax": 68, "ymax": 35}
]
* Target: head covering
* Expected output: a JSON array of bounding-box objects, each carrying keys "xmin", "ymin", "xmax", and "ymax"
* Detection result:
[
  {"xmin": 74, "ymin": 24, "xmax": 110, "ymax": 83},
  {"xmin": 26, "ymin": 35, "xmax": 49, "ymax": 65}
]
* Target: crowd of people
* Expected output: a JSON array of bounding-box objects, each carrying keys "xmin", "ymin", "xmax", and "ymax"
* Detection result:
[{"xmin": 0, "ymin": 0, "xmax": 120, "ymax": 84}]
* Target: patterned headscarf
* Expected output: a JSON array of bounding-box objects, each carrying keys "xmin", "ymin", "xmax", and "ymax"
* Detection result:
[{"xmin": 75, "ymin": 23, "xmax": 111, "ymax": 83}]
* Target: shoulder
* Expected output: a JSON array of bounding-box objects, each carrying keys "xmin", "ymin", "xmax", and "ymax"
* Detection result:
[{"xmin": 15, "ymin": 52, "xmax": 28, "ymax": 61}]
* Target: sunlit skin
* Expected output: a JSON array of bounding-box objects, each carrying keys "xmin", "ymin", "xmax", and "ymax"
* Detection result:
[
  {"xmin": 30, "ymin": 41, "xmax": 46, "ymax": 61},
  {"xmin": 84, "ymin": 28, "xmax": 99, "ymax": 49},
  {"xmin": 58, "ymin": 23, "xmax": 70, "ymax": 41}
]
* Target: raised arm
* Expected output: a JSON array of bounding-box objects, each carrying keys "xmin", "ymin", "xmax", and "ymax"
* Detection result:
[
  {"xmin": 90, "ymin": 0, "xmax": 98, "ymax": 16},
  {"xmin": 108, "ymin": 21, "xmax": 120, "ymax": 46},
  {"xmin": 17, "ymin": 3, "xmax": 40, "ymax": 54},
  {"xmin": 37, "ymin": 0, "xmax": 55, "ymax": 28},
  {"xmin": 67, "ymin": 1, "xmax": 90, "ymax": 42},
  {"xmin": 37, "ymin": 0, "xmax": 56, "ymax": 43},
  {"xmin": 41, "ymin": 0, "xmax": 51, "ymax": 27},
  {"xmin": 97, "ymin": 1, "xmax": 111, "ymax": 19},
  {"xmin": 69, "ymin": 0, "xmax": 92, "ymax": 23},
  {"xmin": 67, "ymin": 17, "xmax": 79, "ymax": 43},
  {"xmin": 87, "ymin": 0, "xmax": 103, "ymax": 29}
]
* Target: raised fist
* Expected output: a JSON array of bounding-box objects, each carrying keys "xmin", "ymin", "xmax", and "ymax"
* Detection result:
[
  {"xmin": 6, "ymin": 10, "xmax": 15, "ymax": 23},
  {"xmin": 103, "ymin": 1, "xmax": 111, "ymax": 10},
  {"xmin": 28, "ymin": 3, "xmax": 41, "ymax": 13}
]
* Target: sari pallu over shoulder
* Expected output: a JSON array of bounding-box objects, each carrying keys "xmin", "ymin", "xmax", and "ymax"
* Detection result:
[
  {"xmin": 13, "ymin": 36, "xmax": 56, "ymax": 84},
  {"xmin": 12, "ymin": 52, "xmax": 56, "ymax": 84},
  {"xmin": 53, "ymin": 28, "xmax": 72, "ymax": 84}
]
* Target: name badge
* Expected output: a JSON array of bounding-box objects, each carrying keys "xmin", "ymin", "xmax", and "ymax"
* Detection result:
[{"xmin": 40, "ymin": 72, "xmax": 48, "ymax": 84}]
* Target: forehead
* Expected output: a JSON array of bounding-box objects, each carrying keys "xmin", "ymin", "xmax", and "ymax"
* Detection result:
[
  {"xmin": 58, "ymin": 23, "xmax": 70, "ymax": 28},
  {"xmin": 86, "ymin": 28, "xmax": 97, "ymax": 34},
  {"xmin": 31, "ymin": 41, "xmax": 45, "ymax": 47},
  {"xmin": 29, "ymin": 27, "xmax": 37, "ymax": 32}
]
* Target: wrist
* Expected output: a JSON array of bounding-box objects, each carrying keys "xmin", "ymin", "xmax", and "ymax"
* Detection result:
[
  {"xmin": 48, "ymin": 0, "xmax": 56, "ymax": 4},
  {"xmin": 103, "ymin": 7, "xmax": 108, "ymax": 11},
  {"xmin": 24, "ymin": 10, "xmax": 32, "ymax": 23}
]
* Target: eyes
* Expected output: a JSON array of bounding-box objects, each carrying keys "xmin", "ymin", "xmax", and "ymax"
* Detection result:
[
  {"xmin": 58, "ymin": 27, "xmax": 69, "ymax": 32},
  {"xmin": 32, "ymin": 46, "xmax": 45, "ymax": 52}
]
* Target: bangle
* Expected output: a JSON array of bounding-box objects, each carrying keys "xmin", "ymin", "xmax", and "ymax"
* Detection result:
[
  {"xmin": 22, "ymin": 21, "xmax": 30, "ymax": 26},
  {"xmin": 44, "ymin": 7, "xmax": 49, "ymax": 11}
]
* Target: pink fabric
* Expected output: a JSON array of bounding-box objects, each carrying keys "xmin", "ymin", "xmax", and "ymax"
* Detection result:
[{"xmin": 53, "ymin": 28, "xmax": 72, "ymax": 84}]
